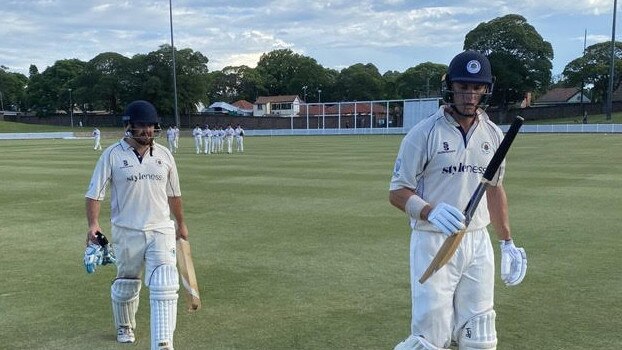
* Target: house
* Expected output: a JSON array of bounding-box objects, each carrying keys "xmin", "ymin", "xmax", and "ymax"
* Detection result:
[
  {"xmin": 534, "ymin": 87, "xmax": 590, "ymax": 105},
  {"xmin": 253, "ymin": 95, "xmax": 302, "ymax": 117},
  {"xmin": 232, "ymin": 100, "xmax": 254, "ymax": 116}
]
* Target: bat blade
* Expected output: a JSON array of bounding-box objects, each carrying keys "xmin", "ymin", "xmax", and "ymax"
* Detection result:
[
  {"xmin": 176, "ymin": 238, "xmax": 201, "ymax": 311},
  {"xmin": 419, "ymin": 116, "xmax": 524, "ymax": 284}
]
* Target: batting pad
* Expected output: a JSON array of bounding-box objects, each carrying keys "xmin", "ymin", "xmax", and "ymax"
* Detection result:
[
  {"xmin": 111, "ymin": 278, "xmax": 141, "ymax": 329},
  {"xmin": 149, "ymin": 264, "xmax": 179, "ymax": 350},
  {"xmin": 458, "ymin": 310, "xmax": 497, "ymax": 349}
]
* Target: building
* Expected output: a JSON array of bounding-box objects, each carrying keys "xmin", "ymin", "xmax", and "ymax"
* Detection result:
[
  {"xmin": 253, "ymin": 95, "xmax": 302, "ymax": 117},
  {"xmin": 534, "ymin": 87, "xmax": 591, "ymax": 105},
  {"xmin": 232, "ymin": 100, "xmax": 254, "ymax": 116}
]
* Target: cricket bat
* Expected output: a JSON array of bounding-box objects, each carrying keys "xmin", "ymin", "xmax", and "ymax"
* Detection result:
[
  {"xmin": 419, "ymin": 116, "xmax": 524, "ymax": 284},
  {"xmin": 176, "ymin": 238, "xmax": 201, "ymax": 311}
]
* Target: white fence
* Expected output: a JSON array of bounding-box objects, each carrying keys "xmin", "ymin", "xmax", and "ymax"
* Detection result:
[{"xmin": 1, "ymin": 124, "xmax": 621, "ymax": 140}]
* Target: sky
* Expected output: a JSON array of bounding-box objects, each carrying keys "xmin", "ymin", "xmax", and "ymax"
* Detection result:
[{"xmin": 0, "ymin": 0, "xmax": 618, "ymax": 78}]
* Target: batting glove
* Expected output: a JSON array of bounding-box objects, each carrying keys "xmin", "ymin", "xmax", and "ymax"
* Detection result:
[
  {"xmin": 96, "ymin": 232, "xmax": 116, "ymax": 266},
  {"xmin": 500, "ymin": 239, "xmax": 527, "ymax": 286},
  {"xmin": 84, "ymin": 242, "xmax": 103, "ymax": 274},
  {"xmin": 427, "ymin": 202, "xmax": 466, "ymax": 235}
]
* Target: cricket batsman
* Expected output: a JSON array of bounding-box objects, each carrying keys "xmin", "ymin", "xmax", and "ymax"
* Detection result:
[
  {"xmin": 84, "ymin": 100, "xmax": 190, "ymax": 349},
  {"xmin": 389, "ymin": 51, "xmax": 527, "ymax": 349}
]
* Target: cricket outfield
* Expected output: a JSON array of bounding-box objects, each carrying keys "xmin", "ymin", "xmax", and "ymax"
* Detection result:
[{"xmin": 0, "ymin": 133, "xmax": 620, "ymax": 349}]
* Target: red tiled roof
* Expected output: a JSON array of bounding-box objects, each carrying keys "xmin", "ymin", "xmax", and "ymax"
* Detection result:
[
  {"xmin": 536, "ymin": 88, "xmax": 580, "ymax": 103},
  {"xmin": 232, "ymin": 100, "xmax": 253, "ymax": 110},
  {"xmin": 255, "ymin": 95, "xmax": 300, "ymax": 104}
]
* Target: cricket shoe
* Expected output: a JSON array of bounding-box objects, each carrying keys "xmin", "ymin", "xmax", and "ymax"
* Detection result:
[{"xmin": 117, "ymin": 326, "xmax": 135, "ymax": 343}]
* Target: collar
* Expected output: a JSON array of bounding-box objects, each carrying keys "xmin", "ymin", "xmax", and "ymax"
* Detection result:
[{"xmin": 442, "ymin": 105, "xmax": 482, "ymax": 127}]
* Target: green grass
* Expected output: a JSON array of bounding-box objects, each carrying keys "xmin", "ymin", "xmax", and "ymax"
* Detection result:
[{"xmin": 0, "ymin": 134, "xmax": 621, "ymax": 349}]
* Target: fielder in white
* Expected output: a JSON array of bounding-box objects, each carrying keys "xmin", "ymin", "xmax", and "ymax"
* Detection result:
[
  {"xmin": 225, "ymin": 124, "xmax": 235, "ymax": 154},
  {"xmin": 166, "ymin": 125, "xmax": 177, "ymax": 154},
  {"xmin": 234, "ymin": 124, "xmax": 244, "ymax": 153},
  {"xmin": 389, "ymin": 51, "xmax": 527, "ymax": 350},
  {"xmin": 192, "ymin": 124, "xmax": 203, "ymax": 154},
  {"xmin": 202, "ymin": 126, "xmax": 212, "ymax": 154},
  {"xmin": 92, "ymin": 127, "xmax": 102, "ymax": 150},
  {"xmin": 85, "ymin": 100, "xmax": 190, "ymax": 350}
]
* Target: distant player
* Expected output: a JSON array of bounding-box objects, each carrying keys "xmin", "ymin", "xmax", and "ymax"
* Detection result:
[
  {"xmin": 85, "ymin": 100, "xmax": 189, "ymax": 349},
  {"xmin": 203, "ymin": 125, "xmax": 212, "ymax": 154},
  {"xmin": 234, "ymin": 124, "xmax": 244, "ymax": 153},
  {"xmin": 389, "ymin": 51, "xmax": 527, "ymax": 350},
  {"xmin": 173, "ymin": 125, "xmax": 180, "ymax": 150},
  {"xmin": 192, "ymin": 124, "xmax": 203, "ymax": 154},
  {"xmin": 92, "ymin": 127, "xmax": 102, "ymax": 150},
  {"xmin": 166, "ymin": 125, "xmax": 177, "ymax": 153},
  {"xmin": 225, "ymin": 124, "xmax": 235, "ymax": 154}
]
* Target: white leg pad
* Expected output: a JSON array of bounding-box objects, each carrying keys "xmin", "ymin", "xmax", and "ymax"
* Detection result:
[
  {"xmin": 111, "ymin": 278, "xmax": 141, "ymax": 329},
  {"xmin": 394, "ymin": 335, "xmax": 450, "ymax": 350},
  {"xmin": 149, "ymin": 264, "xmax": 179, "ymax": 350},
  {"xmin": 458, "ymin": 311, "xmax": 497, "ymax": 350}
]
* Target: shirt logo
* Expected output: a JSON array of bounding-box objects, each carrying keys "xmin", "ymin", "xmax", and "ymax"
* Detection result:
[
  {"xmin": 481, "ymin": 142, "xmax": 491, "ymax": 154},
  {"xmin": 120, "ymin": 159, "xmax": 133, "ymax": 169},
  {"xmin": 442, "ymin": 162, "xmax": 486, "ymax": 175},
  {"xmin": 437, "ymin": 141, "xmax": 456, "ymax": 154},
  {"xmin": 393, "ymin": 158, "xmax": 402, "ymax": 177}
]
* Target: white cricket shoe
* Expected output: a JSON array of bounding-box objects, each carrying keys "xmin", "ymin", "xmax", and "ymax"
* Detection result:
[{"xmin": 117, "ymin": 326, "xmax": 135, "ymax": 343}]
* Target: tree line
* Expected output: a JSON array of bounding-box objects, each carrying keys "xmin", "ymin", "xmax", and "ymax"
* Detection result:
[{"xmin": 0, "ymin": 14, "xmax": 617, "ymax": 118}]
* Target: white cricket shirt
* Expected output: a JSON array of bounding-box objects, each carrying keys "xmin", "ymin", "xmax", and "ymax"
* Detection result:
[
  {"xmin": 390, "ymin": 105, "xmax": 505, "ymax": 232},
  {"xmin": 85, "ymin": 139, "xmax": 181, "ymax": 231}
]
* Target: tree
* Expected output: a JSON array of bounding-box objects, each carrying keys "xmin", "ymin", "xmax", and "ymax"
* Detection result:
[
  {"xmin": 26, "ymin": 59, "xmax": 86, "ymax": 115},
  {"xmin": 464, "ymin": 14, "xmax": 553, "ymax": 110},
  {"xmin": 0, "ymin": 66, "xmax": 28, "ymax": 111},
  {"xmin": 394, "ymin": 62, "xmax": 446, "ymax": 99},
  {"xmin": 334, "ymin": 63, "xmax": 384, "ymax": 101},
  {"xmin": 207, "ymin": 65, "xmax": 266, "ymax": 103},
  {"xmin": 562, "ymin": 41, "xmax": 622, "ymax": 103},
  {"xmin": 128, "ymin": 45, "xmax": 209, "ymax": 116},
  {"xmin": 255, "ymin": 49, "xmax": 334, "ymax": 99}
]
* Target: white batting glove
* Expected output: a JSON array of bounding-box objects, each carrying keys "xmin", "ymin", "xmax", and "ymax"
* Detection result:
[
  {"xmin": 84, "ymin": 242, "xmax": 103, "ymax": 274},
  {"xmin": 427, "ymin": 202, "xmax": 466, "ymax": 235},
  {"xmin": 500, "ymin": 239, "xmax": 527, "ymax": 286}
]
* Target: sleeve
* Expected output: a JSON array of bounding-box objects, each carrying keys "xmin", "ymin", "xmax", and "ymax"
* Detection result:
[
  {"xmin": 166, "ymin": 156, "xmax": 182, "ymax": 197},
  {"xmin": 489, "ymin": 125, "xmax": 506, "ymax": 186},
  {"xmin": 85, "ymin": 150, "xmax": 112, "ymax": 200},
  {"xmin": 389, "ymin": 130, "xmax": 429, "ymax": 192}
]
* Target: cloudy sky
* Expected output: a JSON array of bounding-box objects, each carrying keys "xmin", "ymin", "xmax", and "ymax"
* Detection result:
[{"xmin": 0, "ymin": 0, "xmax": 617, "ymax": 78}]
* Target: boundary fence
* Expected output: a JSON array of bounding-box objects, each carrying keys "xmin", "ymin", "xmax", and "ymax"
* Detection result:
[{"xmin": 3, "ymin": 124, "xmax": 622, "ymax": 140}]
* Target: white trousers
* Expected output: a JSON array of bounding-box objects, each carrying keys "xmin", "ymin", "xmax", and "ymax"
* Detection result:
[
  {"xmin": 406, "ymin": 228, "xmax": 495, "ymax": 348},
  {"xmin": 194, "ymin": 136, "xmax": 202, "ymax": 154},
  {"xmin": 111, "ymin": 226, "xmax": 177, "ymax": 282},
  {"xmin": 168, "ymin": 138, "xmax": 176, "ymax": 153}
]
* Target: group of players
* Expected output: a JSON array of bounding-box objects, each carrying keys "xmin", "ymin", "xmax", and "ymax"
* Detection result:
[
  {"xmin": 161, "ymin": 124, "xmax": 244, "ymax": 154},
  {"xmin": 189, "ymin": 123, "xmax": 245, "ymax": 155}
]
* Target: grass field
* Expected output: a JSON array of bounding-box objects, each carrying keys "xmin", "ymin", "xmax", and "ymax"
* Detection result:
[{"xmin": 0, "ymin": 132, "xmax": 621, "ymax": 349}]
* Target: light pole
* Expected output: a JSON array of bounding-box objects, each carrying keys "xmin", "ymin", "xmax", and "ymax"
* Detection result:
[
  {"xmin": 318, "ymin": 89, "xmax": 322, "ymax": 103},
  {"xmin": 0, "ymin": 90, "xmax": 4, "ymax": 111},
  {"xmin": 302, "ymin": 85, "xmax": 308, "ymax": 102},
  {"xmin": 169, "ymin": 0, "xmax": 180, "ymax": 127},
  {"xmin": 68, "ymin": 88, "xmax": 74, "ymax": 128},
  {"xmin": 607, "ymin": 0, "xmax": 617, "ymax": 120}
]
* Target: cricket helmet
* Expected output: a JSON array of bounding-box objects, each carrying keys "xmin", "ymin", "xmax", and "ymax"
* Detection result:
[
  {"xmin": 122, "ymin": 100, "xmax": 160, "ymax": 127},
  {"xmin": 442, "ymin": 50, "xmax": 494, "ymax": 106}
]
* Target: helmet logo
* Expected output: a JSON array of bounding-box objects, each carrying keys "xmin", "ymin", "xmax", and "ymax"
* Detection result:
[{"xmin": 466, "ymin": 60, "xmax": 481, "ymax": 74}]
